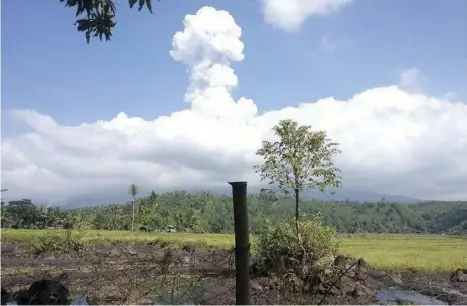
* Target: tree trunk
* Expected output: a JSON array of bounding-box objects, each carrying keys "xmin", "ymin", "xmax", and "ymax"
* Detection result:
[
  {"xmin": 294, "ymin": 188, "xmax": 306, "ymax": 278},
  {"xmin": 132, "ymin": 196, "xmax": 136, "ymax": 231},
  {"xmin": 294, "ymin": 188, "xmax": 301, "ymax": 238}
]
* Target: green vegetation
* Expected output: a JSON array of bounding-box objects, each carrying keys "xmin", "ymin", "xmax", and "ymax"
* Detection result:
[
  {"xmin": 255, "ymin": 119, "xmax": 341, "ymax": 237},
  {"xmin": 29, "ymin": 230, "xmax": 85, "ymax": 255},
  {"xmin": 254, "ymin": 119, "xmax": 343, "ymax": 283},
  {"xmin": 60, "ymin": 0, "xmax": 155, "ymax": 43},
  {"xmin": 2, "ymin": 194, "xmax": 466, "ymax": 235},
  {"xmin": 1, "ymin": 229, "xmax": 236, "ymax": 250},
  {"xmin": 255, "ymin": 215, "xmax": 340, "ymax": 275},
  {"xmin": 2, "ymin": 229, "xmax": 465, "ymax": 273},
  {"xmin": 128, "ymin": 184, "xmax": 139, "ymax": 231},
  {"xmin": 340, "ymin": 234, "xmax": 467, "ymax": 273}
]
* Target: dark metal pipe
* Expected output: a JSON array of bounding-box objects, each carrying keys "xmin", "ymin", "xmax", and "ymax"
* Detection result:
[{"xmin": 228, "ymin": 181, "xmax": 250, "ymax": 305}]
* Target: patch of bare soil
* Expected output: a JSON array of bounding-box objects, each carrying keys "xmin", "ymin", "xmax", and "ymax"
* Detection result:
[
  {"xmin": 1, "ymin": 242, "xmax": 465, "ymax": 305},
  {"xmin": 1, "ymin": 242, "xmax": 238, "ymax": 304}
]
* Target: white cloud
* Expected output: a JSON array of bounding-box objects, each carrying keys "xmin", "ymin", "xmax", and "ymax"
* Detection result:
[
  {"xmin": 2, "ymin": 6, "xmax": 467, "ymax": 204},
  {"xmin": 259, "ymin": 0, "xmax": 352, "ymax": 31}
]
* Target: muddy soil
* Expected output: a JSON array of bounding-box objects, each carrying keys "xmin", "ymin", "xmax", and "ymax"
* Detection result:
[
  {"xmin": 1, "ymin": 242, "xmax": 466, "ymax": 305},
  {"xmin": 370, "ymin": 270, "xmax": 467, "ymax": 305}
]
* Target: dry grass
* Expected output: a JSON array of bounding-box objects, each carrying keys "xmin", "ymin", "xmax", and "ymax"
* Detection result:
[{"xmin": 1, "ymin": 229, "xmax": 235, "ymax": 250}]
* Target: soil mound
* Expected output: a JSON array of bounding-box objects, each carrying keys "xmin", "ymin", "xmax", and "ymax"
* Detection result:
[{"xmin": 450, "ymin": 268, "xmax": 467, "ymax": 282}]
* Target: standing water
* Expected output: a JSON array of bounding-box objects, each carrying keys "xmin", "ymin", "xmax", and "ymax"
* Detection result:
[{"xmin": 376, "ymin": 287, "xmax": 446, "ymax": 305}]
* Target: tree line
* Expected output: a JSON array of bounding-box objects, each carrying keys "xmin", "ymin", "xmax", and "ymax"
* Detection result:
[{"xmin": 1, "ymin": 191, "xmax": 466, "ymax": 235}]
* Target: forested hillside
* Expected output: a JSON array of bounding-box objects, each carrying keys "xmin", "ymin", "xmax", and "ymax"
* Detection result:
[{"xmin": 1, "ymin": 191, "xmax": 466, "ymax": 235}]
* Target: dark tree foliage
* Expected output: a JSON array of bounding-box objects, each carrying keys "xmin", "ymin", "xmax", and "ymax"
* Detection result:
[
  {"xmin": 2, "ymin": 191, "xmax": 466, "ymax": 235},
  {"xmin": 60, "ymin": 0, "xmax": 156, "ymax": 43}
]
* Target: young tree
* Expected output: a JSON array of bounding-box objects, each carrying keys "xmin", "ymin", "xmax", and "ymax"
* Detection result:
[
  {"xmin": 128, "ymin": 183, "xmax": 139, "ymax": 231},
  {"xmin": 148, "ymin": 190, "xmax": 159, "ymax": 208},
  {"xmin": 255, "ymin": 119, "xmax": 342, "ymax": 240},
  {"xmin": 60, "ymin": 0, "xmax": 157, "ymax": 43}
]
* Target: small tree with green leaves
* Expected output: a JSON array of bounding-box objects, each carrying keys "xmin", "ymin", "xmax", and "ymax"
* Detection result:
[
  {"xmin": 128, "ymin": 183, "xmax": 139, "ymax": 231},
  {"xmin": 255, "ymin": 119, "xmax": 342, "ymax": 241},
  {"xmin": 255, "ymin": 119, "xmax": 342, "ymax": 282}
]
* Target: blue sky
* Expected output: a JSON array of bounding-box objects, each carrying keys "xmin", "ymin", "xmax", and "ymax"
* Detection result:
[
  {"xmin": 3, "ymin": 0, "xmax": 465, "ymax": 126},
  {"xmin": 2, "ymin": 0, "xmax": 467, "ymax": 203}
]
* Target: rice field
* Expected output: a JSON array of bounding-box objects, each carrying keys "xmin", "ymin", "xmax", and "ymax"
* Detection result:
[
  {"xmin": 339, "ymin": 233, "xmax": 467, "ymax": 273},
  {"xmin": 2, "ymin": 229, "xmax": 466, "ymax": 273}
]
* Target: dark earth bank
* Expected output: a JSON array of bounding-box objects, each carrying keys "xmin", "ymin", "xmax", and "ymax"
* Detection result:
[{"xmin": 1, "ymin": 242, "xmax": 466, "ymax": 305}]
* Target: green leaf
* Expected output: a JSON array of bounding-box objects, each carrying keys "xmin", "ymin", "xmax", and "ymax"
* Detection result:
[
  {"xmin": 129, "ymin": 0, "xmax": 138, "ymax": 9},
  {"xmin": 146, "ymin": 0, "xmax": 153, "ymax": 14}
]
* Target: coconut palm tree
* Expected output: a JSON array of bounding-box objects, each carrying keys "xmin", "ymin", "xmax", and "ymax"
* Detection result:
[{"xmin": 128, "ymin": 184, "xmax": 139, "ymax": 231}]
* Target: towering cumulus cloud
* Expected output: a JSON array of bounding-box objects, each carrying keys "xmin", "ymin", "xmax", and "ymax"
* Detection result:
[
  {"xmin": 169, "ymin": 7, "xmax": 257, "ymax": 120},
  {"xmin": 2, "ymin": 6, "xmax": 467, "ymax": 204}
]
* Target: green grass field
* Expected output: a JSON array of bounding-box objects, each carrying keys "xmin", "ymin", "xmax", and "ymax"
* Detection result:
[{"xmin": 2, "ymin": 229, "xmax": 466, "ymax": 273}]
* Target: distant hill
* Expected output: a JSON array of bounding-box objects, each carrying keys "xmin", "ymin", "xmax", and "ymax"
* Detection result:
[
  {"xmin": 30, "ymin": 185, "xmax": 426, "ymax": 208},
  {"xmin": 300, "ymin": 188, "xmax": 424, "ymax": 204},
  {"xmin": 205, "ymin": 186, "xmax": 425, "ymax": 204}
]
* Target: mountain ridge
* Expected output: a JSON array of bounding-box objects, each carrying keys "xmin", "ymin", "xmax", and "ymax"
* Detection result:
[{"xmin": 23, "ymin": 185, "xmax": 427, "ymax": 208}]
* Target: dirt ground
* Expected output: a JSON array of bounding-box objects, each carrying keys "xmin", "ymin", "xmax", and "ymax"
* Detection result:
[{"xmin": 1, "ymin": 242, "xmax": 466, "ymax": 305}]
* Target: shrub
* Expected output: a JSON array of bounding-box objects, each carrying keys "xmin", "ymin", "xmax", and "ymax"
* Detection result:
[
  {"xmin": 29, "ymin": 230, "xmax": 85, "ymax": 255},
  {"xmin": 254, "ymin": 214, "xmax": 340, "ymax": 276}
]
